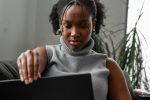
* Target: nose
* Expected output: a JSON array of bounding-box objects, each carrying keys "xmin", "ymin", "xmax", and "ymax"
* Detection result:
[{"xmin": 71, "ymin": 27, "xmax": 80, "ymax": 38}]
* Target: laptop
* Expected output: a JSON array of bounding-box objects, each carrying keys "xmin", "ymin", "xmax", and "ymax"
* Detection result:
[{"xmin": 0, "ymin": 73, "xmax": 94, "ymax": 100}]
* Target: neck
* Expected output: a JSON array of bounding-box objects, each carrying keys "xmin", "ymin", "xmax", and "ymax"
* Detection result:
[{"xmin": 60, "ymin": 36, "xmax": 94, "ymax": 56}]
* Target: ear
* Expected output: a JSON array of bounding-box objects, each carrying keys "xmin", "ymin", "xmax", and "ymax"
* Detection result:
[
  {"xmin": 92, "ymin": 19, "xmax": 96, "ymax": 28},
  {"xmin": 59, "ymin": 23, "xmax": 63, "ymax": 32}
]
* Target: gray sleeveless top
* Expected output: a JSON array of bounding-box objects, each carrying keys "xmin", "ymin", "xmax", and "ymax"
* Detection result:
[{"xmin": 45, "ymin": 36, "xmax": 110, "ymax": 100}]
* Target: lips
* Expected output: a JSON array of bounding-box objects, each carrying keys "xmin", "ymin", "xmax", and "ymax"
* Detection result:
[{"xmin": 69, "ymin": 40, "xmax": 81, "ymax": 46}]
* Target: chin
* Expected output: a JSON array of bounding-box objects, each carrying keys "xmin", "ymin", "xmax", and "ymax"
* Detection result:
[{"xmin": 70, "ymin": 46, "xmax": 81, "ymax": 51}]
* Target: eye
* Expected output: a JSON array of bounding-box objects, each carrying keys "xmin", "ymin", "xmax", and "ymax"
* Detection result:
[
  {"xmin": 78, "ymin": 23, "xmax": 89, "ymax": 29},
  {"xmin": 79, "ymin": 24, "xmax": 88, "ymax": 28},
  {"xmin": 64, "ymin": 23, "xmax": 72, "ymax": 29}
]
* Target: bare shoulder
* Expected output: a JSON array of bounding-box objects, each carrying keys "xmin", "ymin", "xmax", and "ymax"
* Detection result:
[
  {"xmin": 106, "ymin": 57, "xmax": 122, "ymax": 73},
  {"xmin": 106, "ymin": 57, "xmax": 132, "ymax": 100},
  {"xmin": 106, "ymin": 57, "xmax": 124, "ymax": 84}
]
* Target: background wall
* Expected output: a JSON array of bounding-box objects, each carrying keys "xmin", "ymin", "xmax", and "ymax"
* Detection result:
[
  {"xmin": 0, "ymin": 0, "xmax": 30, "ymax": 60},
  {"xmin": 0, "ymin": 0, "xmax": 127, "ymax": 60}
]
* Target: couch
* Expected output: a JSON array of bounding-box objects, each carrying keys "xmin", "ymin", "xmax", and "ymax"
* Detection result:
[{"xmin": 0, "ymin": 60, "xmax": 149, "ymax": 100}]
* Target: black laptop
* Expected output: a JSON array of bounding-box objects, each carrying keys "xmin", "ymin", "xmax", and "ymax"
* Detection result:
[{"xmin": 0, "ymin": 73, "xmax": 94, "ymax": 100}]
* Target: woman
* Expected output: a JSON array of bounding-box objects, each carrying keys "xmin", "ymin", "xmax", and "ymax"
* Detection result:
[{"xmin": 17, "ymin": 0, "xmax": 131, "ymax": 100}]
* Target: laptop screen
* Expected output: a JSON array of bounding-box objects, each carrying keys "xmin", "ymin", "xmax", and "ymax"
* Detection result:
[{"xmin": 0, "ymin": 73, "xmax": 94, "ymax": 100}]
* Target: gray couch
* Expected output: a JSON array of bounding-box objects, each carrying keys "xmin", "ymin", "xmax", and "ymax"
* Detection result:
[{"xmin": 0, "ymin": 60, "xmax": 149, "ymax": 100}]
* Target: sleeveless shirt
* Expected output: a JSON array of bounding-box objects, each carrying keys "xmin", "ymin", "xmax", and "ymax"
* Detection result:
[{"xmin": 45, "ymin": 36, "xmax": 110, "ymax": 100}]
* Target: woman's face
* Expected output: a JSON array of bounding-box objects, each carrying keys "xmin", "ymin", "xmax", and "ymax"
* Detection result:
[{"xmin": 60, "ymin": 4, "xmax": 95, "ymax": 51}]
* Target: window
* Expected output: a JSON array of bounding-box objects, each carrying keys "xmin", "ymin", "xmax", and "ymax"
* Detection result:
[{"xmin": 127, "ymin": 0, "xmax": 150, "ymax": 89}]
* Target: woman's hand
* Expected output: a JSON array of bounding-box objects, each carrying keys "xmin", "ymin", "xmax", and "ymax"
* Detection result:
[{"xmin": 17, "ymin": 47, "xmax": 48, "ymax": 84}]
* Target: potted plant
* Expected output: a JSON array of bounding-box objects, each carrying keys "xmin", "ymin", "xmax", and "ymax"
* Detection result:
[{"xmin": 92, "ymin": 0, "xmax": 149, "ymax": 91}]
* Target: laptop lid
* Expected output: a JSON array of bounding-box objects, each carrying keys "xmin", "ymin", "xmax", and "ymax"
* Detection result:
[{"xmin": 0, "ymin": 73, "xmax": 94, "ymax": 100}]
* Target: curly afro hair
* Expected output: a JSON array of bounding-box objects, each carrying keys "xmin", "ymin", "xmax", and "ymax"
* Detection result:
[{"xmin": 49, "ymin": 0, "xmax": 105, "ymax": 35}]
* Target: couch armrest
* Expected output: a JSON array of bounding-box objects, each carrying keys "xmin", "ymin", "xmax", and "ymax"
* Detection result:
[{"xmin": 0, "ymin": 60, "xmax": 19, "ymax": 80}]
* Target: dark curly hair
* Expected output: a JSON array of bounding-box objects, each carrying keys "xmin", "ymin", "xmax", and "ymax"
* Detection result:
[{"xmin": 49, "ymin": 0, "xmax": 105, "ymax": 35}]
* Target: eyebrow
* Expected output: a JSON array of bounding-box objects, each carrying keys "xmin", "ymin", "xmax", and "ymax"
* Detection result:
[
  {"xmin": 62, "ymin": 20, "xmax": 71, "ymax": 23},
  {"xmin": 63, "ymin": 19, "xmax": 89, "ymax": 23}
]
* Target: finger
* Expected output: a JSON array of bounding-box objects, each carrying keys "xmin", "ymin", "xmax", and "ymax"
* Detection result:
[
  {"xmin": 21, "ymin": 53, "xmax": 29, "ymax": 84},
  {"xmin": 17, "ymin": 57, "xmax": 24, "ymax": 82},
  {"xmin": 26, "ymin": 50, "xmax": 34, "ymax": 83},
  {"xmin": 33, "ymin": 51, "xmax": 40, "ymax": 80},
  {"xmin": 38, "ymin": 71, "xmax": 41, "ymax": 78}
]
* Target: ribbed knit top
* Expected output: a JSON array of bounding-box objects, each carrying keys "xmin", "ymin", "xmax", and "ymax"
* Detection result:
[{"xmin": 45, "ymin": 36, "xmax": 110, "ymax": 100}]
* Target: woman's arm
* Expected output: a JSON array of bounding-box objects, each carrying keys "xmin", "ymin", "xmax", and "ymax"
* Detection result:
[
  {"xmin": 106, "ymin": 58, "xmax": 132, "ymax": 100},
  {"xmin": 17, "ymin": 46, "xmax": 48, "ymax": 84}
]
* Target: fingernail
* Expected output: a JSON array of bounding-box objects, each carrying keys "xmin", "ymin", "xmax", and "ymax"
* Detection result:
[
  {"xmin": 29, "ymin": 78, "xmax": 33, "ymax": 83},
  {"xmin": 25, "ymin": 80, "xmax": 29, "ymax": 85},
  {"xmin": 20, "ymin": 76, "xmax": 24, "ymax": 82},
  {"xmin": 34, "ymin": 76, "xmax": 38, "ymax": 80},
  {"xmin": 38, "ymin": 72, "xmax": 41, "ymax": 78}
]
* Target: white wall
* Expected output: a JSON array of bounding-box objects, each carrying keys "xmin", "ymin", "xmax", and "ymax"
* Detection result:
[
  {"xmin": 101, "ymin": 0, "xmax": 127, "ymax": 46},
  {"xmin": 0, "ymin": 0, "xmax": 127, "ymax": 60},
  {"xmin": 0, "ymin": 0, "xmax": 29, "ymax": 60},
  {"xmin": 35, "ymin": 0, "xmax": 60, "ymax": 46},
  {"xmin": 127, "ymin": 0, "xmax": 150, "ymax": 88},
  {"xmin": 102, "ymin": 0, "xmax": 127, "ymax": 28}
]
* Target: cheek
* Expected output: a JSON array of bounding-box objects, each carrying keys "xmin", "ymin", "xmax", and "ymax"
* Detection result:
[
  {"xmin": 83, "ymin": 29, "xmax": 92, "ymax": 38},
  {"xmin": 62, "ymin": 27, "xmax": 70, "ymax": 36},
  {"xmin": 83, "ymin": 24, "xmax": 93, "ymax": 35},
  {"xmin": 62, "ymin": 31, "xmax": 70, "ymax": 39}
]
